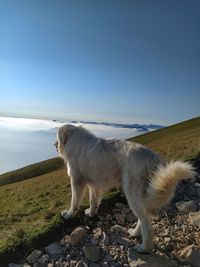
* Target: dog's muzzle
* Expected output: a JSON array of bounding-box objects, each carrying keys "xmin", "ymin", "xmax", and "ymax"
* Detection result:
[{"xmin": 54, "ymin": 141, "xmax": 58, "ymax": 152}]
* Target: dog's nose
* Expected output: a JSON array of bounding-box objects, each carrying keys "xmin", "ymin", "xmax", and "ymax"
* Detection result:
[{"xmin": 54, "ymin": 141, "xmax": 58, "ymax": 151}]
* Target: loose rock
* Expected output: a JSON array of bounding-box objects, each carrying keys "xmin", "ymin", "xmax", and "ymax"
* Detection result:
[
  {"xmin": 45, "ymin": 243, "xmax": 65, "ymax": 255},
  {"xmin": 83, "ymin": 245, "xmax": 100, "ymax": 262},
  {"xmin": 180, "ymin": 245, "xmax": 200, "ymax": 267},
  {"xmin": 111, "ymin": 225, "xmax": 126, "ymax": 233},
  {"xmin": 189, "ymin": 211, "xmax": 200, "ymax": 228},
  {"xmin": 114, "ymin": 214, "xmax": 125, "ymax": 225},
  {"xmin": 103, "ymin": 254, "xmax": 113, "ymax": 262},
  {"xmin": 67, "ymin": 226, "xmax": 87, "ymax": 246},
  {"xmin": 27, "ymin": 250, "xmax": 42, "ymax": 264},
  {"xmin": 175, "ymin": 200, "xmax": 197, "ymax": 213},
  {"xmin": 125, "ymin": 212, "xmax": 135, "ymax": 223},
  {"xmin": 129, "ymin": 259, "xmax": 147, "ymax": 267}
]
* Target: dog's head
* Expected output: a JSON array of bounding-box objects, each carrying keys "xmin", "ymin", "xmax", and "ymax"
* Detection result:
[{"xmin": 55, "ymin": 124, "xmax": 81, "ymax": 157}]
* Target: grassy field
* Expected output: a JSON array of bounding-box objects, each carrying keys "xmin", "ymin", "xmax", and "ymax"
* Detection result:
[
  {"xmin": 0, "ymin": 158, "xmax": 64, "ymax": 186},
  {"xmin": 0, "ymin": 116, "xmax": 199, "ymax": 262},
  {"xmin": 0, "ymin": 166, "xmax": 68, "ymax": 254},
  {"xmin": 129, "ymin": 116, "xmax": 200, "ymax": 161}
]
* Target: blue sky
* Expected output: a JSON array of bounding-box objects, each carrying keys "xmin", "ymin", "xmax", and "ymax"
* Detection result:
[{"xmin": 0, "ymin": 0, "xmax": 199, "ymax": 125}]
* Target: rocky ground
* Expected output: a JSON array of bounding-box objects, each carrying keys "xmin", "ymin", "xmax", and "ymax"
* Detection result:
[{"xmin": 7, "ymin": 157, "xmax": 200, "ymax": 267}]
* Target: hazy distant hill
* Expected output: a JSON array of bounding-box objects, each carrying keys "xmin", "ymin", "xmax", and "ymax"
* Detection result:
[{"xmin": 71, "ymin": 120, "xmax": 164, "ymax": 132}]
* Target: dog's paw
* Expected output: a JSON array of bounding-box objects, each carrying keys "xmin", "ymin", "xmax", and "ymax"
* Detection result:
[
  {"xmin": 128, "ymin": 228, "xmax": 141, "ymax": 237},
  {"xmin": 61, "ymin": 210, "xmax": 74, "ymax": 220},
  {"xmin": 133, "ymin": 244, "xmax": 151, "ymax": 254},
  {"xmin": 84, "ymin": 208, "xmax": 96, "ymax": 217}
]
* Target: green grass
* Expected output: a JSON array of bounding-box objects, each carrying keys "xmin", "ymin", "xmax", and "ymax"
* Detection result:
[
  {"xmin": 0, "ymin": 167, "xmax": 70, "ymax": 253},
  {"xmin": 128, "ymin": 116, "xmax": 200, "ymax": 161},
  {"xmin": 0, "ymin": 116, "xmax": 199, "ymax": 263},
  {"xmin": 0, "ymin": 158, "xmax": 64, "ymax": 186}
]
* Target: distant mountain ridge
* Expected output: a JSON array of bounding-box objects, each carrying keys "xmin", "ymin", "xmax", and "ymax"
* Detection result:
[{"xmin": 71, "ymin": 120, "xmax": 164, "ymax": 132}]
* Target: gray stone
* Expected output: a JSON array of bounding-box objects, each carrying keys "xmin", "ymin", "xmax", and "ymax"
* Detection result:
[
  {"xmin": 115, "ymin": 202, "xmax": 126, "ymax": 208},
  {"xmin": 196, "ymin": 186, "xmax": 200, "ymax": 198},
  {"xmin": 103, "ymin": 254, "xmax": 113, "ymax": 262},
  {"xmin": 83, "ymin": 245, "xmax": 100, "ymax": 262},
  {"xmin": 180, "ymin": 245, "xmax": 200, "ymax": 267},
  {"xmin": 33, "ymin": 264, "xmax": 48, "ymax": 267},
  {"xmin": 45, "ymin": 243, "xmax": 65, "ymax": 255},
  {"xmin": 9, "ymin": 264, "xmax": 21, "ymax": 267},
  {"xmin": 37, "ymin": 255, "xmax": 50, "ymax": 264},
  {"xmin": 115, "ymin": 213, "xmax": 125, "ymax": 225},
  {"xmin": 111, "ymin": 225, "xmax": 126, "ymax": 233},
  {"xmin": 129, "ymin": 259, "xmax": 147, "ymax": 267},
  {"xmin": 89, "ymin": 264, "xmax": 100, "ymax": 267},
  {"xmin": 27, "ymin": 250, "xmax": 42, "ymax": 264},
  {"xmin": 128, "ymin": 248, "xmax": 178, "ymax": 267},
  {"xmin": 90, "ymin": 238, "xmax": 98, "ymax": 245},
  {"xmin": 67, "ymin": 226, "xmax": 87, "ymax": 246},
  {"xmin": 125, "ymin": 213, "xmax": 135, "ymax": 223},
  {"xmin": 106, "ymin": 214, "xmax": 112, "ymax": 221},
  {"xmin": 96, "ymin": 221, "xmax": 103, "ymax": 227},
  {"xmin": 189, "ymin": 211, "xmax": 200, "ymax": 228},
  {"xmin": 176, "ymin": 200, "xmax": 197, "ymax": 213},
  {"xmin": 117, "ymin": 237, "xmax": 130, "ymax": 247}
]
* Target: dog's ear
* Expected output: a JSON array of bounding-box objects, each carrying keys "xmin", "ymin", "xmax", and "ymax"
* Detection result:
[
  {"xmin": 59, "ymin": 131, "xmax": 69, "ymax": 146},
  {"xmin": 59, "ymin": 127, "xmax": 74, "ymax": 146}
]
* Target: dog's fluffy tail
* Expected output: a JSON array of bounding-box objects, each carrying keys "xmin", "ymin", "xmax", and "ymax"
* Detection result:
[{"xmin": 146, "ymin": 161, "xmax": 195, "ymax": 210}]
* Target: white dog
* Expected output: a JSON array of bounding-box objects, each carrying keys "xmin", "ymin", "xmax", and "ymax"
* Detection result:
[{"xmin": 55, "ymin": 124, "xmax": 195, "ymax": 253}]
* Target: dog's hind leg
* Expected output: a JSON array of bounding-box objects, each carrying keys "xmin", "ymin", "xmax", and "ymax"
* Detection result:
[
  {"xmin": 61, "ymin": 176, "xmax": 87, "ymax": 220},
  {"xmin": 126, "ymin": 194, "xmax": 153, "ymax": 253},
  {"xmin": 122, "ymin": 174, "xmax": 153, "ymax": 253},
  {"xmin": 85, "ymin": 186, "xmax": 102, "ymax": 217}
]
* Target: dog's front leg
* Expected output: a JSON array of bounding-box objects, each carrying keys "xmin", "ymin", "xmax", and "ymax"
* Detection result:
[
  {"xmin": 61, "ymin": 177, "xmax": 86, "ymax": 220},
  {"xmin": 85, "ymin": 187, "xmax": 102, "ymax": 217}
]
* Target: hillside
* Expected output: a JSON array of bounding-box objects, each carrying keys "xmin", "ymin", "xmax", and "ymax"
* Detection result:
[
  {"xmin": 0, "ymin": 116, "xmax": 200, "ymax": 263},
  {"xmin": 0, "ymin": 158, "xmax": 64, "ymax": 186},
  {"xmin": 128, "ymin": 116, "xmax": 200, "ymax": 161}
]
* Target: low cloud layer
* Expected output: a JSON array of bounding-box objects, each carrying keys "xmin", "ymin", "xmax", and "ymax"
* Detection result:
[
  {"xmin": 0, "ymin": 117, "xmax": 147, "ymax": 174},
  {"xmin": 0, "ymin": 116, "xmax": 144, "ymax": 139}
]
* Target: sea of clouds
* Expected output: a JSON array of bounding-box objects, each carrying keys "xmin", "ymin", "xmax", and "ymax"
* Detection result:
[{"xmin": 0, "ymin": 116, "xmax": 150, "ymax": 174}]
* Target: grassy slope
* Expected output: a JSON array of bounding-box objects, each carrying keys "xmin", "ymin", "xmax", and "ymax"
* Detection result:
[
  {"xmin": 0, "ymin": 116, "xmax": 199, "ymax": 262},
  {"xmin": 0, "ymin": 167, "xmax": 69, "ymax": 250},
  {"xmin": 0, "ymin": 158, "xmax": 64, "ymax": 186},
  {"xmin": 128, "ymin": 116, "xmax": 200, "ymax": 161}
]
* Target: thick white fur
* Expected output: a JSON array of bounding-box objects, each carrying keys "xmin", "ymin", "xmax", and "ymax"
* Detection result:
[{"xmin": 56, "ymin": 124, "xmax": 195, "ymax": 253}]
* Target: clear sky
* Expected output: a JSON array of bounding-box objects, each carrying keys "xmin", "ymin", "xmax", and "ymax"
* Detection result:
[{"xmin": 0, "ymin": 0, "xmax": 199, "ymax": 125}]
